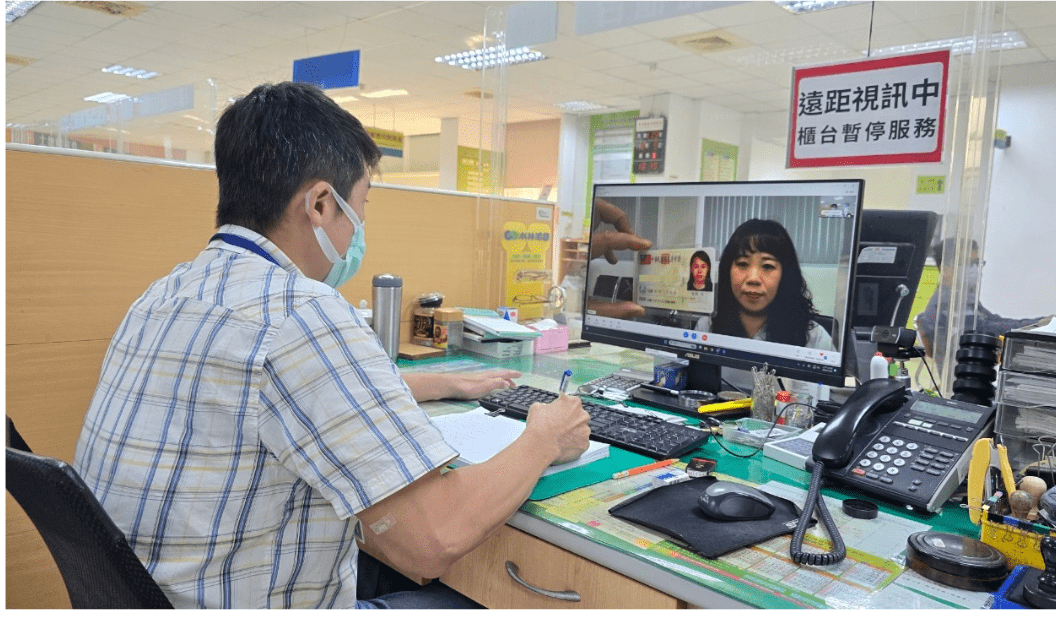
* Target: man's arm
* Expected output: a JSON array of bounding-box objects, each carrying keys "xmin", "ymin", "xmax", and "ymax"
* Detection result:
[
  {"xmin": 401, "ymin": 369, "xmax": 520, "ymax": 402},
  {"xmin": 355, "ymin": 395, "xmax": 590, "ymax": 579}
]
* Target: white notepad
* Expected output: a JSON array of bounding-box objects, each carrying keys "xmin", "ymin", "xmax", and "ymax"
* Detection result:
[{"xmin": 432, "ymin": 407, "xmax": 609, "ymax": 476}]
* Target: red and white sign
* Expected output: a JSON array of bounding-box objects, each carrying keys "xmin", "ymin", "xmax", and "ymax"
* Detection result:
[{"xmin": 788, "ymin": 50, "xmax": 950, "ymax": 168}]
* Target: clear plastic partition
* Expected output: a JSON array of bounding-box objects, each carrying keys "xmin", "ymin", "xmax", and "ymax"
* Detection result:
[{"xmin": 7, "ymin": 79, "xmax": 221, "ymax": 164}]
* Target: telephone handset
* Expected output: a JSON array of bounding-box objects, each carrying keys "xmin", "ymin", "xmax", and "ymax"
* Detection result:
[
  {"xmin": 791, "ymin": 378, "xmax": 907, "ymax": 566},
  {"xmin": 812, "ymin": 378, "xmax": 908, "ymax": 467},
  {"xmin": 791, "ymin": 378, "xmax": 995, "ymax": 566}
]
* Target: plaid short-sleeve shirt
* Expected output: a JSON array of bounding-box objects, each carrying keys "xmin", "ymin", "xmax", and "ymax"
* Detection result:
[{"xmin": 73, "ymin": 225, "xmax": 457, "ymax": 609}]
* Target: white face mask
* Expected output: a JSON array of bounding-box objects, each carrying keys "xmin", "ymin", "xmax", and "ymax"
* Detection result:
[{"xmin": 306, "ymin": 184, "xmax": 366, "ymax": 288}]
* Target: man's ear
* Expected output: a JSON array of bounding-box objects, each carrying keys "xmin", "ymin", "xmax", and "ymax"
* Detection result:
[{"xmin": 303, "ymin": 180, "xmax": 334, "ymax": 226}]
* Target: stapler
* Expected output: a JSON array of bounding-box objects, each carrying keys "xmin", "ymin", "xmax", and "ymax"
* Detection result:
[{"xmin": 967, "ymin": 437, "xmax": 1016, "ymax": 524}]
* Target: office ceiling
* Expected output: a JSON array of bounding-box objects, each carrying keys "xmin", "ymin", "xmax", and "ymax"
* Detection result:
[{"xmin": 7, "ymin": 1, "xmax": 1056, "ymax": 152}]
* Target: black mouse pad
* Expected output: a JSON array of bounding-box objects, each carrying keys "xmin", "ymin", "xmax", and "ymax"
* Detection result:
[{"xmin": 608, "ymin": 477, "xmax": 814, "ymax": 559}]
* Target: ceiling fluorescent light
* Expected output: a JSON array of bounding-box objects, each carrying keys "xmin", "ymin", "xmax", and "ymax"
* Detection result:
[
  {"xmin": 556, "ymin": 101, "xmax": 608, "ymax": 112},
  {"xmin": 84, "ymin": 91, "xmax": 132, "ymax": 103},
  {"xmin": 362, "ymin": 89, "xmax": 408, "ymax": 99},
  {"xmin": 102, "ymin": 63, "xmax": 160, "ymax": 79},
  {"xmin": 332, "ymin": 95, "xmax": 358, "ymax": 103},
  {"xmin": 6, "ymin": 0, "xmax": 41, "ymax": 23},
  {"xmin": 435, "ymin": 46, "xmax": 546, "ymax": 71},
  {"xmin": 871, "ymin": 31, "xmax": 1027, "ymax": 58},
  {"xmin": 776, "ymin": 0, "xmax": 866, "ymax": 14}
]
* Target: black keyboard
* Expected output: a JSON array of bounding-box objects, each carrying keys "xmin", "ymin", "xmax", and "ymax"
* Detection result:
[{"xmin": 478, "ymin": 385, "xmax": 710, "ymax": 460}]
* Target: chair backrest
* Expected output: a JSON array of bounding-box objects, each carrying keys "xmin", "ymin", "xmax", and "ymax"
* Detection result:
[
  {"xmin": 6, "ymin": 415, "xmax": 32, "ymax": 453},
  {"xmin": 5, "ymin": 447, "xmax": 174, "ymax": 609}
]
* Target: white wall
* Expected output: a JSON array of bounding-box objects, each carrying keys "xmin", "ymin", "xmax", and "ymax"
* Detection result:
[{"xmin": 983, "ymin": 61, "xmax": 1056, "ymax": 317}]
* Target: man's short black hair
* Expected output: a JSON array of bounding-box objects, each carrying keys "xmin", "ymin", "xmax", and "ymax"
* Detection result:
[
  {"xmin": 932, "ymin": 237, "xmax": 980, "ymax": 269},
  {"xmin": 214, "ymin": 81, "xmax": 382, "ymax": 234}
]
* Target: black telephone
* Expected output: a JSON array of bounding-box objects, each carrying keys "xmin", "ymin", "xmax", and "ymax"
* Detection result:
[{"xmin": 790, "ymin": 379, "xmax": 996, "ymax": 566}]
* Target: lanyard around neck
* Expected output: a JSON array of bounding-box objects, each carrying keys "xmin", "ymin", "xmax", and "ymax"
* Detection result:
[{"xmin": 210, "ymin": 233, "xmax": 281, "ymax": 267}]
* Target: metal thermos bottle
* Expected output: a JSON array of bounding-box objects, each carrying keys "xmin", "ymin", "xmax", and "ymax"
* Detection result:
[{"xmin": 371, "ymin": 274, "xmax": 403, "ymax": 360}]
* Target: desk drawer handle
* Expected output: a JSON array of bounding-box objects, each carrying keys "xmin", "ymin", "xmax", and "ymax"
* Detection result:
[{"xmin": 504, "ymin": 561, "xmax": 581, "ymax": 602}]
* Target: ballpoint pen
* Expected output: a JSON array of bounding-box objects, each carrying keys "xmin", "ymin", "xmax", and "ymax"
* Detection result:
[
  {"xmin": 612, "ymin": 458, "xmax": 678, "ymax": 480},
  {"xmin": 559, "ymin": 369, "xmax": 573, "ymax": 394}
]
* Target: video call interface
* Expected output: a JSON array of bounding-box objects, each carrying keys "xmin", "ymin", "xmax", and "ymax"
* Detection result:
[{"xmin": 584, "ymin": 180, "xmax": 863, "ymax": 380}]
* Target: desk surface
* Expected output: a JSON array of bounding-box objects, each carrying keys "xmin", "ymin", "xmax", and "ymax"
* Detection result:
[{"xmin": 402, "ymin": 345, "xmax": 992, "ymax": 610}]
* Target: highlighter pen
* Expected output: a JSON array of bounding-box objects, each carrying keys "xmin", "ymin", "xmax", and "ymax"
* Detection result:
[
  {"xmin": 559, "ymin": 369, "xmax": 573, "ymax": 394},
  {"xmin": 612, "ymin": 458, "xmax": 678, "ymax": 480},
  {"xmin": 697, "ymin": 398, "xmax": 752, "ymax": 414}
]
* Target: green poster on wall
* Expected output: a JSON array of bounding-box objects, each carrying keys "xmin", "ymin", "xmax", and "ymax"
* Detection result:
[
  {"xmin": 700, "ymin": 138, "xmax": 738, "ymax": 182},
  {"xmin": 584, "ymin": 110, "xmax": 639, "ymax": 232},
  {"xmin": 457, "ymin": 145, "xmax": 502, "ymax": 193}
]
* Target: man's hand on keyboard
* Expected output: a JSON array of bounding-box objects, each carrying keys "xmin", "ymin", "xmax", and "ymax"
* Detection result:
[
  {"xmin": 403, "ymin": 369, "xmax": 521, "ymax": 402},
  {"xmin": 525, "ymin": 394, "xmax": 592, "ymax": 465}
]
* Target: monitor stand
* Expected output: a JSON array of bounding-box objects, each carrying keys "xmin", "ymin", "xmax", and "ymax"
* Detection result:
[{"xmin": 627, "ymin": 360, "xmax": 749, "ymax": 420}]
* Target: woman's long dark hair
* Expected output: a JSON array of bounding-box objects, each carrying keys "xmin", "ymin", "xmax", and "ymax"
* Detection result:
[{"xmin": 711, "ymin": 219, "xmax": 818, "ymax": 346}]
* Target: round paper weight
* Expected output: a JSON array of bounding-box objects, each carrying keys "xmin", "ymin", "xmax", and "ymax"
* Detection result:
[{"xmin": 905, "ymin": 531, "xmax": 1008, "ymax": 591}]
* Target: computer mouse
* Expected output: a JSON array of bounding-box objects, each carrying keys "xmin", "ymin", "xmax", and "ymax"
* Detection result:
[{"xmin": 698, "ymin": 481, "xmax": 776, "ymax": 521}]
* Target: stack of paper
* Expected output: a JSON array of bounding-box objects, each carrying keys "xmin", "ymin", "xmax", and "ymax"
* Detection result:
[
  {"xmin": 459, "ymin": 308, "xmax": 541, "ymax": 341},
  {"xmin": 432, "ymin": 407, "xmax": 609, "ymax": 476}
]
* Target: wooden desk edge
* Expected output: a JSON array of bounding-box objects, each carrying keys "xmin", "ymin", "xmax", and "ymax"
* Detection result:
[{"xmin": 506, "ymin": 511, "xmax": 753, "ymax": 609}]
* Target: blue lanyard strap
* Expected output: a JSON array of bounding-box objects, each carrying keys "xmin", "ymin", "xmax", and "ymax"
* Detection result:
[{"xmin": 210, "ymin": 233, "xmax": 281, "ymax": 267}]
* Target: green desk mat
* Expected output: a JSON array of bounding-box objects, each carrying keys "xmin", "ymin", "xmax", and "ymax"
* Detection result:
[{"xmin": 529, "ymin": 447, "xmax": 653, "ymax": 501}]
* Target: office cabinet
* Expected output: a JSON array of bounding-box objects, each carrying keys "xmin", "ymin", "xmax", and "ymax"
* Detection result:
[
  {"xmin": 559, "ymin": 238, "xmax": 589, "ymax": 284},
  {"xmin": 440, "ymin": 525, "xmax": 681, "ymax": 609}
]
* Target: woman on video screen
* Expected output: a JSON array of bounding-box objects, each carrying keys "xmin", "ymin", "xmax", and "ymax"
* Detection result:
[
  {"xmin": 696, "ymin": 219, "xmax": 832, "ymax": 350},
  {"xmin": 686, "ymin": 250, "xmax": 713, "ymax": 292}
]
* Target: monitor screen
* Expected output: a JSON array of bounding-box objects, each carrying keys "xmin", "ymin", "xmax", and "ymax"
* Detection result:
[{"xmin": 582, "ymin": 179, "xmax": 864, "ymax": 390}]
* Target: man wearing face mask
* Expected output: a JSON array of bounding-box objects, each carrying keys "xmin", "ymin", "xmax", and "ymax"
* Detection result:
[
  {"xmin": 917, "ymin": 237, "xmax": 1044, "ymax": 371},
  {"xmin": 72, "ymin": 82, "xmax": 591, "ymax": 609}
]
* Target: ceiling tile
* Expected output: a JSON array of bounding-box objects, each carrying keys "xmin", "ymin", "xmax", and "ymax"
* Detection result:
[
  {"xmin": 725, "ymin": 16, "xmax": 826, "ymax": 45},
  {"xmin": 705, "ymin": 2, "xmax": 789, "ymax": 28},
  {"xmin": 998, "ymin": 47, "xmax": 1049, "ymax": 66},
  {"xmin": 1006, "ymin": 2, "xmax": 1056, "ymax": 29},
  {"xmin": 629, "ymin": 14, "xmax": 719, "ymax": 39},
  {"xmin": 609, "ymin": 40, "xmax": 692, "ymax": 64},
  {"xmin": 28, "ymin": 1, "xmax": 129, "ymax": 28},
  {"xmin": 575, "ymin": 49, "xmax": 640, "ymax": 72}
]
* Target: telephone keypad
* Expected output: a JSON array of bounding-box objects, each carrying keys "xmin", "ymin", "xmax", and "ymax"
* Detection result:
[{"xmin": 850, "ymin": 432, "xmax": 960, "ymax": 491}]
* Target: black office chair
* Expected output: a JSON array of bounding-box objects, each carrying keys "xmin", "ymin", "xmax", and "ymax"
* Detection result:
[
  {"xmin": 6, "ymin": 445, "xmax": 174, "ymax": 608},
  {"xmin": 6, "ymin": 415, "xmax": 32, "ymax": 452}
]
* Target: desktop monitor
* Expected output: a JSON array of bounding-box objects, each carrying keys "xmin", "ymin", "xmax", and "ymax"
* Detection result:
[{"xmin": 582, "ymin": 179, "xmax": 864, "ymax": 393}]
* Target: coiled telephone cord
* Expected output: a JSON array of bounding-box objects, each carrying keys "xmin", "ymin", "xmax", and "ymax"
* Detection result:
[{"xmin": 790, "ymin": 461, "xmax": 847, "ymax": 566}]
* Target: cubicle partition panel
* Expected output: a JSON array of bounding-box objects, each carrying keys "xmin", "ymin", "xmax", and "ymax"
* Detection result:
[{"xmin": 4, "ymin": 146, "xmax": 552, "ymax": 609}]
